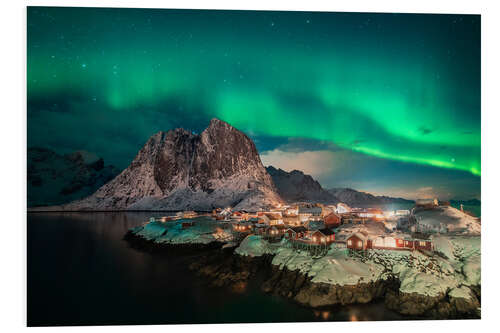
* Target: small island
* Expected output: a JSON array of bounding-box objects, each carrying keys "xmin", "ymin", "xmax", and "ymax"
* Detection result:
[{"xmin": 126, "ymin": 200, "xmax": 481, "ymax": 319}]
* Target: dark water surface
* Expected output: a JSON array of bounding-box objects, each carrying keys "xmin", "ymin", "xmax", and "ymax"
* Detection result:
[{"xmin": 27, "ymin": 212, "xmax": 406, "ymax": 326}]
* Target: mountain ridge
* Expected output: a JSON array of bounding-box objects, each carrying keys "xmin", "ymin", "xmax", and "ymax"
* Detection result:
[
  {"xmin": 31, "ymin": 118, "xmax": 283, "ymax": 211},
  {"xmin": 328, "ymin": 187, "xmax": 414, "ymax": 207},
  {"xmin": 266, "ymin": 166, "xmax": 339, "ymax": 204},
  {"xmin": 28, "ymin": 147, "xmax": 119, "ymax": 207}
]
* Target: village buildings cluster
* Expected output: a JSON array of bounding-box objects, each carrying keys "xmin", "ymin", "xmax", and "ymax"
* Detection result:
[{"xmin": 145, "ymin": 198, "xmax": 464, "ymax": 255}]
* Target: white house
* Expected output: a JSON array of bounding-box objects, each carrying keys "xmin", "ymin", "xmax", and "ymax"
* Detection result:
[{"xmin": 336, "ymin": 203, "xmax": 351, "ymax": 214}]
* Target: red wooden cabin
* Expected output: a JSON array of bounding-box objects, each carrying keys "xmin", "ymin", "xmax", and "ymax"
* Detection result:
[
  {"xmin": 233, "ymin": 222, "xmax": 252, "ymax": 233},
  {"xmin": 265, "ymin": 225, "xmax": 286, "ymax": 238},
  {"xmin": 395, "ymin": 238, "xmax": 405, "ymax": 248},
  {"xmin": 284, "ymin": 226, "xmax": 307, "ymax": 240},
  {"xmin": 346, "ymin": 233, "xmax": 368, "ymax": 250},
  {"xmin": 309, "ymin": 228, "xmax": 335, "ymax": 245},
  {"xmin": 181, "ymin": 221, "xmax": 194, "ymax": 229},
  {"xmin": 402, "ymin": 239, "xmax": 415, "ymax": 249},
  {"xmin": 414, "ymin": 239, "xmax": 433, "ymax": 251},
  {"xmin": 324, "ymin": 213, "xmax": 341, "ymax": 228}
]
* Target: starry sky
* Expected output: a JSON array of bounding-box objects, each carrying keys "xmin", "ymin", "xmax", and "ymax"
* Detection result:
[{"xmin": 27, "ymin": 7, "xmax": 481, "ymax": 200}]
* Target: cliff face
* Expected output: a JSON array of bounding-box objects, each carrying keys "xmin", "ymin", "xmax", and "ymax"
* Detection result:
[
  {"xmin": 266, "ymin": 166, "xmax": 338, "ymax": 204},
  {"xmin": 27, "ymin": 148, "xmax": 119, "ymax": 207},
  {"xmin": 41, "ymin": 118, "xmax": 282, "ymax": 211}
]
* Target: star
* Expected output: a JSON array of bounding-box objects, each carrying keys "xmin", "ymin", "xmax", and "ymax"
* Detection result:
[{"xmin": 81, "ymin": 63, "xmax": 87, "ymax": 68}]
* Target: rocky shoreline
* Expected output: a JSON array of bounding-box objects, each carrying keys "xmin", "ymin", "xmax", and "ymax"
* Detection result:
[{"xmin": 124, "ymin": 231, "xmax": 480, "ymax": 320}]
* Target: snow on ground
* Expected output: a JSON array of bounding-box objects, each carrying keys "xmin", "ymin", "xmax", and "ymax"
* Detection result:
[
  {"xmin": 271, "ymin": 246, "xmax": 386, "ymax": 286},
  {"xmin": 272, "ymin": 247, "xmax": 314, "ymax": 274},
  {"xmin": 235, "ymin": 235, "xmax": 277, "ymax": 257},
  {"xmin": 309, "ymin": 249, "xmax": 386, "ymax": 285},
  {"xmin": 391, "ymin": 235, "xmax": 480, "ymax": 297},
  {"xmin": 133, "ymin": 216, "xmax": 231, "ymax": 245},
  {"xmin": 132, "ymin": 215, "xmax": 480, "ymax": 300},
  {"xmin": 393, "ymin": 253, "xmax": 458, "ymax": 297},
  {"xmin": 135, "ymin": 221, "xmax": 168, "ymax": 240},
  {"xmin": 268, "ymin": 235, "xmax": 480, "ymax": 298},
  {"xmin": 449, "ymin": 285, "xmax": 475, "ymax": 300},
  {"xmin": 415, "ymin": 206, "xmax": 481, "ymax": 235},
  {"xmin": 431, "ymin": 235, "xmax": 481, "ymax": 286},
  {"xmin": 335, "ymin": 221, "xmax": 390, "ymax": 240}
]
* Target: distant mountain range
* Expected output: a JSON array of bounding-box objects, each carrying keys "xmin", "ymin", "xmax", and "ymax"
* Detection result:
[
  {"xmin": 266, "ymin": 166, "xmax": 338, "ymax": 204},
  {"xmin": 449, "ymin": 199, "xmax": 481, "ymax": 206},
  {"xmin": 328, "ymin": 187, "xmax": 414, "ymax": 207},
  {"xmin": 29, "ymin": 119, "xmax": 418, "ymax": 211},
  {"xmin": 28, "ymin": 147, "xmax": 119, "ymax": 207},
  {"xmin": 266, "ymin": 167, "xmax": 413, "ymax": 207}
]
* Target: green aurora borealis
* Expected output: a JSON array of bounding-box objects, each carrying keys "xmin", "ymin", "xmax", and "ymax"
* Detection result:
[{"xmin": 27, "ymin": 7, "xmax": 481, "ymax": 199}]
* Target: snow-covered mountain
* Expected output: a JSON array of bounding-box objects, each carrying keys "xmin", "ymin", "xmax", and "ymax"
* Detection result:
[
  {"xmin": 328, "ymin": 187, "xmax": 414, "ymax": 207},
  {"xmin": 27, "ymin": 147, "xmax": 119, "ymax": 207},
  {"xmin": 34, "ymin": 118, "xmax": 282, "ymax": 211},
  {"xmin": 266, "ymin": 166, "xmax": 339, "ymax": 204}
]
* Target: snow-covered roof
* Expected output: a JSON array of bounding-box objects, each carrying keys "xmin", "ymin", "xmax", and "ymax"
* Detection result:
[{"xmin": 347, "ymin": 232, "xmax": 367, "ymax": 241}]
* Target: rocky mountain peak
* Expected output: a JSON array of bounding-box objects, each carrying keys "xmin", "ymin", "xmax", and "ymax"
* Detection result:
[{"xmin": 44, "ymin": 118, "xmax": 282, "ymax": 211}]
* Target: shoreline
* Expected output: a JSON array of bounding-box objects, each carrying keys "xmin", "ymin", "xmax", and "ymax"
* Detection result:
[{"xmin": 124, "ymin": 230, "xmax": 480, "ymax": 320}]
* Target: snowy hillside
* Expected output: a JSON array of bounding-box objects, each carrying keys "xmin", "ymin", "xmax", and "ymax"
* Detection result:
[
  {"xmin": 414, "ymin": 206, "xmax": 481, "ymax": 235},
  {"xmin": 129, "ymin": 216, "xmax": 481, "ymax": 317},
  {"xmin": 27, "ymin": 147, "xmax": 119, "ymax": 207}
]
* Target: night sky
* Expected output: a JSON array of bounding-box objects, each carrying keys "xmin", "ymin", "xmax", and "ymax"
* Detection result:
[{"xmin": 27, "ymin": 7, "xmax": 481, "ymax": 200}]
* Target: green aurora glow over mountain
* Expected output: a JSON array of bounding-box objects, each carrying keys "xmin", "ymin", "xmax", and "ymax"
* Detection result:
[{"xmin": 27, "ymin": 7, "xmax": 481, "ymax": 199}]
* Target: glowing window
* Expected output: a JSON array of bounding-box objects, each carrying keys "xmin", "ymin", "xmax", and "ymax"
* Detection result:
[{"xmin": 347, "ymin": 240, "xmax": 352, "ymax": 246}]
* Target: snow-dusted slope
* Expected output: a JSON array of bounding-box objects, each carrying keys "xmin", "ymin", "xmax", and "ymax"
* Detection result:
[
  {"xmin": 414, "ymin": 206, "xmax": 481, "ymax": 235},
  {"xmin": 27, "ymin": 148, "xmax": 119, "ymax": 207},
  {"xmin": 35, "ymin": 119, "xmax": 282, "ymax": 211}
]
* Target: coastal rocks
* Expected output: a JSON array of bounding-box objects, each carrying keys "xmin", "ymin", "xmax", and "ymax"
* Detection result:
[
  {"xmin": 261, "ymin": 266, "xmax": 309, "ymax": 297},
  {"xmin": 385, "ymin": 286, "xmax": 480, "ymax": 318},
  {"xmin": 385, "ymin": 290, "xmax": 443, "ymax": 316},
  {"xmin": 261, "ymin": 265, "xmax": 392, "ymax": 308},
  {"xmin": 294, "ymin": 280, "xmax": 388, "ymax": 307},
  {"xmin": 123, "ymin": 223, "xmax": 481, "ymax": 320},
  {"xmin": 188, "ymin": 250, "xmax": 273, "ymax": 288},
  {"xmin": 124, "ymin": 229, "xmax": 223, "ymax": 253}
]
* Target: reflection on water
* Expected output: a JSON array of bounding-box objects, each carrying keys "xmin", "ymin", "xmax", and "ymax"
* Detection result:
[
  {"xmin": 231, "ymin": 281, "xmax": 248, "ymax": 294},
  {"xmin": 28, "ymin": 212, "xmax": 406, "ymax": 326},
  {"xmin": 321, "ymin": 311, "xmax": 331, "ymax": 320}
]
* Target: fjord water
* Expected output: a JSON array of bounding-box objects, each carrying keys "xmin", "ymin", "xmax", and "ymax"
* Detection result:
[{"xmin": 27, "ymin": 212, "xmax": 404, "ymax": 326}]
